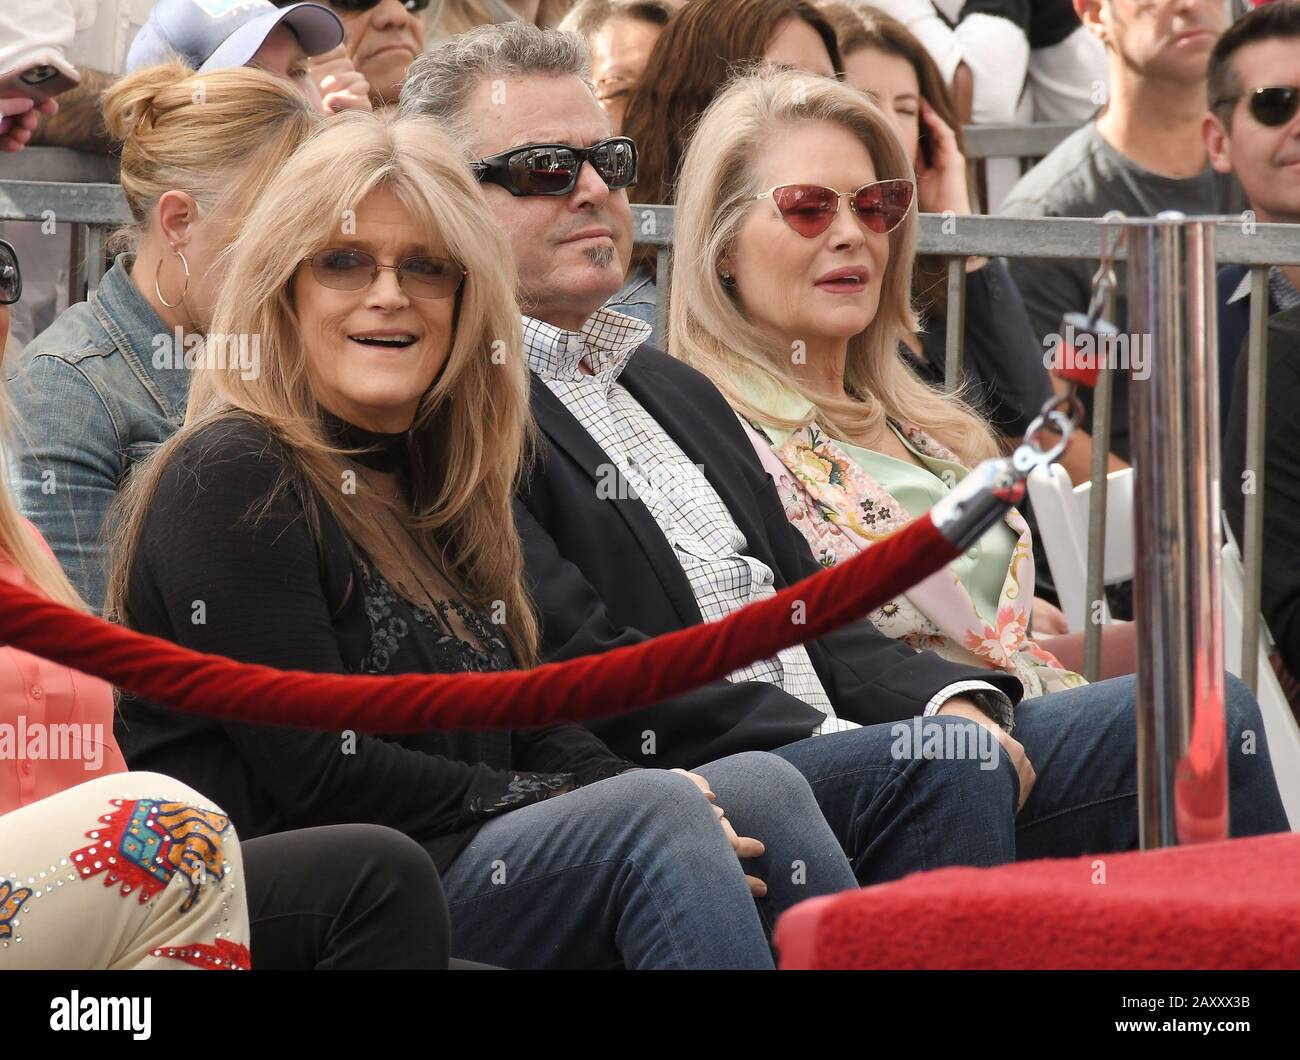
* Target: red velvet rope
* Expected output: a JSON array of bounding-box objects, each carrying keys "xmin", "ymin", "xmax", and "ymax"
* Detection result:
[{"xmin": 0, "ymin": 514, "xmax": 955, "ymax": 733}]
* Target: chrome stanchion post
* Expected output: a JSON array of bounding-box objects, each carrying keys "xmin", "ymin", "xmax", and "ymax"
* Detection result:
[{"xmin": 1127, "ymin": 213, "xmax": 1227, "ymax": 848}]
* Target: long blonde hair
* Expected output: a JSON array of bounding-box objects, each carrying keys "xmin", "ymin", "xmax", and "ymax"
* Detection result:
[
  {"xmin": 101, "ymin": 63, "xmax": 320, "ymax": 254},
  {"xmin": 105, "ymin": 111, "xmax": 539, "ymax": 663},
  {"xmin": 669, "ymin": 69, "xmax": 997, "ymax": 465},
  {"xmin": 0, "ymin": 389, "xmax": 84, "ymax": 610}
]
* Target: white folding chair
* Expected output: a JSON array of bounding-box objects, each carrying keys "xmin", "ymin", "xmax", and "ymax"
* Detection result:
[
  {"xmin": 1220, "ymin": 521, "xmax": 1300, "ymax": 828},
  {"xmin": 1026, "ymin": 463, "xmax": 1134, "ymax": 633}
]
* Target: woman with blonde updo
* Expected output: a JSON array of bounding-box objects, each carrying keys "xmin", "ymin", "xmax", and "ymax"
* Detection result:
[{"xmin": 7, "ymin": 63, "xmax": 319, "ymax": 611}]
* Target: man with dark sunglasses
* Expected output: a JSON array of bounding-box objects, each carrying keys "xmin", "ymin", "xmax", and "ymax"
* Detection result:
[
  {"xmin": 1216, "ymin": 2, "xmax": 1300, "ymax": 699},
  {"xmin": 1207, "ymin": 1, "xmax": 1300, "ymax": 422},
  {"xmin": 401, "ymin": 23, "xmax": 1291, "ymax": 885},
  {"xmin": 1000, "ymin": 0, "xmax": 1245, "ymax": 474}
]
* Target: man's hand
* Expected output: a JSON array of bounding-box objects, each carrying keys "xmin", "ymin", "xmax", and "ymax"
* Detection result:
[
  {"xmin": 936, "ymin": 698, "xmax": 1036, "ymax": 812},
  {"xmin": 310, "ymin": 45, "xmax": 372, "ymax": 114},
  {"xmin": 671, "ymin": 768, "xmax": 767, "ymax": 897},
  {"xmin": 0, "ymin": 97, "xmax": 57, "ymax": 153}
]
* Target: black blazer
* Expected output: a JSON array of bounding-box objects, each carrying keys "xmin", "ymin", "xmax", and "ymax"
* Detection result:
[{"xmin": 517, "ymin": 344, "xmax": 1023, "ymax": 769}]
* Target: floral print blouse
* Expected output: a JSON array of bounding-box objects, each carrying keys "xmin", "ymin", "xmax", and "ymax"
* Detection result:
[{"xmin": 737, "ymin": 378, "xmax": 1085, "ymax": 699}]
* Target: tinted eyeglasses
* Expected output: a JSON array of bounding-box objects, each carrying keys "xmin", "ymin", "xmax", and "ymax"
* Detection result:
[
  {"xmin": 306, "ymin": 248, "xmax": 466, "ymax": 300},
  {"xmin": 0, "ymin": 239, "xmax": 21, "ymax": 306},
  {"xmin": 1214, "ymin": 86, "xmax": 1300, "ymax": 127},
  {"xmin": 470, "ymin": 137, "xmax": 638, "ymax": 197},
  {"xmin": 751, "ymin": 180, "xmax": 915, "ymax": 239},
  {"xmin": 274, "ymin": 0, "xmax": 431, "ymax": 11}
]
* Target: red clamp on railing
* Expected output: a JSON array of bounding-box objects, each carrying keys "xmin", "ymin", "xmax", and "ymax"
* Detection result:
[{"xmin": 1051, "ymin": 310, "xmax": 1122, "ymax": 390}]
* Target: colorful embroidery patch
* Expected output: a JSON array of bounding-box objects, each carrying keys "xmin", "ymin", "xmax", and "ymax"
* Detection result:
[
  {"xmin": 70, "ymin": 799, "xmax": 233, "ymax": 912},
  {"xmin": 151, "ymin": 937, "xmax": 251, "ymax": 971},
  {"xmin": 0, "ymin": 879, "xmax": 32, "ymax": 940}
]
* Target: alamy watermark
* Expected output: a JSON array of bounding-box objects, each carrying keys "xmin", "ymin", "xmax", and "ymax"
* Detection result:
[
  {"xmin": 889, "ymin": 716, "xmax": 1000, "ymax": 771},
  {"xmin": 0, "ymin": 716, "xmax": 105, "ymax": 771},
  {"xmin": 595, "ymin": 460, "xmax": 711, "ymax": 507},
  {"xmin": 1043, "ymin": 324, "xmax": 1152, "ymax": 381},
  {"xmin": 152, "ymin": 326, "xmax": 260, "ymax": 380}
]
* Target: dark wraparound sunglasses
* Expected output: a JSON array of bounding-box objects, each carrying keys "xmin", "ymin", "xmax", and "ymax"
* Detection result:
[
  {"xmin": 274, "ymin": 1, "xmax": 431, "ymax": 11},
  {"xmin": 470, "ymin": 137, "xmax": 638, "ymax": 197},
  {"xmin": 306, "ymin": 248, "xmax": 466, "ymax": 299},
  {"xmin": 1213, "ymin": 86, "xmax": 1300, "ymax": 127},
  {"xmin": 0, "ymin": 239, "xmax": 21, "ymax": 306},
  {"xmin": 751, "ymin": 180, "xmax": 915, "ymax": 238}
]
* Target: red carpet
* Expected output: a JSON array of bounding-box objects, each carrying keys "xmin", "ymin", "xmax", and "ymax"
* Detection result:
[{"xmin": 776, "ymin": 833, "xmax": 1300, "ymax": 969}]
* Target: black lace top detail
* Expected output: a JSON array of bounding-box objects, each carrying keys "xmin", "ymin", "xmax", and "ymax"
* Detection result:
[{"xmin": 358, "ymin": 566, "xmax": 512, "ymax": 676}]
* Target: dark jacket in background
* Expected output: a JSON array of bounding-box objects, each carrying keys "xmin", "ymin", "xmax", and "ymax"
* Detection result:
[{"xmin": 1224, "ymin": 304, "xmax": 1300, "ymax": 680}]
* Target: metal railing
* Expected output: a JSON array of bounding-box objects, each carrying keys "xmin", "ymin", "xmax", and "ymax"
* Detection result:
[
  {"xmin": 961, "ymin": 121, "xmax": 1075, "ymax": 162},
  {"xmin": 0, "ymin": 172, "xmax": 130, "ymax": 304},
  {"xmin": 3, "ymin": 171, "xmax": 1298, "ymax": 697}
]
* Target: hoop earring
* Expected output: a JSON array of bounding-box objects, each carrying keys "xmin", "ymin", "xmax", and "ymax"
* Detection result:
[{"xmin": 154, "ymin": 246, "xmax": 191, "ymax": 309}]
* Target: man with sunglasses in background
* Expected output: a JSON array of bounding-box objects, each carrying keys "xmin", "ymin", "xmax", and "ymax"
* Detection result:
[
  {"xmin": 1000, "ymin": 0, "xmax": 1246, "ymax": 474},
  {"xmin": 1208, "ymin": 1, "xmax": 1300, "ymax": 414},
  {"xmin": 1217, "ymin": 2, "xmax": 1300, "ymax": 707},
  {"xmin": 400, "ymin": 22, "xmax": 1291, "ymax": 883}
]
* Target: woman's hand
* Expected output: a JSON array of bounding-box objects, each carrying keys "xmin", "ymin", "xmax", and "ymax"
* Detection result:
[
  {"xmin": 671, "ymin": 768, "xmax": 768, "ymax": 897},
  {"xmin": 914, "ymin": 97, "xmax": 971, "ymax": 217},
  {"xmin": 310, "ymin": 45, "xmax": 373, "ymax": 114},
  {"xmin": 1031, "ymin": 596, "xmax": 1070, "ymax": 636}
]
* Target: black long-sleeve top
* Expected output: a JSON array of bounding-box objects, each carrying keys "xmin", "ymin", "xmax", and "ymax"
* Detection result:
[{"xmin": 115, "ymin": 414, "xmax": 635, "ymax": 871}]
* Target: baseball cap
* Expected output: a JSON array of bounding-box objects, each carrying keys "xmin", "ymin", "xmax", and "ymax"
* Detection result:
[{"xmin": 127, "ymin": 0, "xmax": 344, "ymax": 74}]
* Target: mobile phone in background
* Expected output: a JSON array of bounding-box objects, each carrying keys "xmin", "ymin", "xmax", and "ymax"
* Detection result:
[
  {"xmin": 0, "ymin": 52, "xmax": 80, "ymax": 105},
  {"xmin": 917, "ymin": 118, "xmax": 934, "ymax": 170}
]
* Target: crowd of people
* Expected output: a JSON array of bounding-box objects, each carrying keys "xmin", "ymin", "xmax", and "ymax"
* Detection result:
[{"xmin": 0, "ymin": 0, "xmax": 1296, "ymax": 971}]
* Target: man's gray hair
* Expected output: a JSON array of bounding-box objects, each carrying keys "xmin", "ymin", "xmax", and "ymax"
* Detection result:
[{"xmin": 399, "ymin": 22, "xmax": 593, "ymax": 147}]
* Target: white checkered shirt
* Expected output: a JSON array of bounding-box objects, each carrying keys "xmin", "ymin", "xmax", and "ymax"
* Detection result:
[{"xmin": 523, "ymin": 309, "xmax": 860, "ymax": 735}]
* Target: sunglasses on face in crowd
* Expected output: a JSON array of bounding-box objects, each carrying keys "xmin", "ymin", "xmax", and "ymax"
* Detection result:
[
  {"xmin": 1214, "ymin": 86, "xmax": 1300, "ymax": 127},
  {"xmin": 470, "ymin": 137, "xmax": 638, "ymax": 197},
  {"xmin": 0, "ymin": 239, "xmax": 21, "ymax": 306},
  {"xmin": 306, "ymin": 248, "xmax": 466, "ymax": 300},
  {"xmin": 750, "ymin": 180, "xmax": 916, "ymax": 239}
]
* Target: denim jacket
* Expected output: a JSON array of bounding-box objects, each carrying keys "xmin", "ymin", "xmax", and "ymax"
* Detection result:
[{"xmin": 5, "ymin": 255, "xmax": 189, "ymax": 611}]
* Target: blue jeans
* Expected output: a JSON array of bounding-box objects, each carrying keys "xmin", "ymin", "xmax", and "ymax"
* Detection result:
[
  {"xmin": 773, "ymin": 674, "xmax": 1289, "ymax": 884},
  {"xmin": 437, "ymin": 752, "xmax": 857, "ymax": 969}
]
